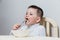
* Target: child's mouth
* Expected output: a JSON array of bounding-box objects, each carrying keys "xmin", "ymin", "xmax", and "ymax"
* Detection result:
[
  {"xmin": 25, "ymin": 18, "xmax": 29, "ymax": 23},
  {"xmin": 26, "ymin": 18, "xmax": 28, "ymax": 20}
]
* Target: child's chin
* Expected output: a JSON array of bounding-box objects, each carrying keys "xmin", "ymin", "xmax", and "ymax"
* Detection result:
[
  {"xmin": 25, "ymin": 23, "xmax": 31, "ymax": 26},
  {"xmin": 25, "ymin": 23, "xmax": 29, "ymax": 25}
]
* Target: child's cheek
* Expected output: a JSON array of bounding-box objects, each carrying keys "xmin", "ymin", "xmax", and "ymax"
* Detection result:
[{"xmin": 30, "ymin": 18, "xmax": 35, "ymax": 22}]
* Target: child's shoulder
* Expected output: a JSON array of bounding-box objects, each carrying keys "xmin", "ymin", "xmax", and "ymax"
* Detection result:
[{"xmin": 38, "ymin": 25, "xmax": 45, "ymax": 29}]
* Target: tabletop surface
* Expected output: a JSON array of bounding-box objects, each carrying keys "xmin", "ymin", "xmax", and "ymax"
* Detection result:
[{"xmin": 0, "ymin": 35, "xmax": 60, "ymax": 40}]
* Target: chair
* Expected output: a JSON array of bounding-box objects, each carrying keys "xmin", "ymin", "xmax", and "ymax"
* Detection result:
[{"xmin": 40, "ymin": 17, "xmax": 59, "ymax": 37}]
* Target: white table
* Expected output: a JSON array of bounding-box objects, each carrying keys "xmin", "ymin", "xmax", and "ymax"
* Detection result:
[{"xmin": 0, "ymin": 35, "xmax": 60, "ymax": 40}]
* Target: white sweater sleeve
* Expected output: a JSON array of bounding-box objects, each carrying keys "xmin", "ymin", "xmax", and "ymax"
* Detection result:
[{"xmin": 39, "ymin": 26, "xmax": 46, "ymax": 36}]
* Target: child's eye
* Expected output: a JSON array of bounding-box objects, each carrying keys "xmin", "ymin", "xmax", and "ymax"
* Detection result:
[{"xmin": 30, "ymin": 13, "xmax": 33, "ymax": 15}]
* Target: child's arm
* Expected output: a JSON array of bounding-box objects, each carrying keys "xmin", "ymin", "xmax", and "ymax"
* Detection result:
[
  {"xmin": 9, "ymin": 24, "xmax": 21, "ymax": 35},
  {"xmin": 39, "ymin": 26, "xmax": 46, "ymax": 36},
  {"xmin": 36, "ymin": 26, "xmax": 46, "ymax": 36}
]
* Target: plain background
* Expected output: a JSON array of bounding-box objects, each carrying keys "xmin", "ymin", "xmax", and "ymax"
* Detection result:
[{"xmin": 0, "ymin": 0, "xmax": 60, "ymax": 37}]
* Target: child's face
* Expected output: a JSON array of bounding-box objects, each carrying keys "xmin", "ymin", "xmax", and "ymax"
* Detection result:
[{"xmin": 25, "ymin": 8, "xmax": 40, "ymax": 26}]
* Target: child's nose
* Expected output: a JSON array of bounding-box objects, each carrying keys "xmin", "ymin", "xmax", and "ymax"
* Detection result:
[
  {"xmin": 25, "ymin": 15, "xmax": 28, "ymax": 19},
  {"xmin": 25, "ymin": 16, "xmax": 28, "ymax": 18},
  {"xmin": 26, "ymin": 15, "xmax": 29, "ymax": 17}
]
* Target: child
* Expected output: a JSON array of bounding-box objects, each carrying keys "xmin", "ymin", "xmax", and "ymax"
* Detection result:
[{"xmin": 10, "ymin": 5, "xmax": 46, "ymax": 37}]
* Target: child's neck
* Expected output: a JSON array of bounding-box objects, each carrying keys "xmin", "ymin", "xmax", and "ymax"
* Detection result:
[{"xmin": 26, "ymin": 23, "xmax": 40, "ymax": 27}]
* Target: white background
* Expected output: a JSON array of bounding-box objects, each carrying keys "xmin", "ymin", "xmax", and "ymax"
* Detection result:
[{"xmin": 0, "ymin": 0, "xmax": 60, "ymax": 37}]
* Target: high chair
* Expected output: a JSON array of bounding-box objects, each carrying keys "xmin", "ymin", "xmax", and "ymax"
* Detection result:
[{"xmin": 40, "ymin": 17, "xmax": 59, "ymax": 37}]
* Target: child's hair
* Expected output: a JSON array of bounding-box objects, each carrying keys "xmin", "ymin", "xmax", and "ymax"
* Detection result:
[{"xmin": 28, "ymin": 5, "xmax": 43, "ymax": 19}]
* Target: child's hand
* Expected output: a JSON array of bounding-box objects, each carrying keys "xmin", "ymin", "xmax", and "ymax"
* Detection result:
[{"xmin": 12, "ymin": 24, "xmax": 21, "ymax": 30}]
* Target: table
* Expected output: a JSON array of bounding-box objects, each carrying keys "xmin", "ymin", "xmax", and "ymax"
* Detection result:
[{"xmin": 0, "ymin": 35, "xmax": 60, "ymax": 40}]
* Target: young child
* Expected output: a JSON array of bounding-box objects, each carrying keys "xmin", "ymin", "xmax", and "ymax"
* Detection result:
[{"xmin": 10, "ymin": 5, "xmax": 46, "ymax": 37}]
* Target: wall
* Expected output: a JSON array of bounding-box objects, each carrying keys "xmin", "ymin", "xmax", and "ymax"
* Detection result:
[{"xmin": 0, "ymin": 0, "xmax": 60, "ymax": 37}]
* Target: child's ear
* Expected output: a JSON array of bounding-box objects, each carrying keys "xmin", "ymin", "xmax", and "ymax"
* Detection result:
[{"xmin": 36, "ymin": 17, "xmax": 41, "ymax": 23}]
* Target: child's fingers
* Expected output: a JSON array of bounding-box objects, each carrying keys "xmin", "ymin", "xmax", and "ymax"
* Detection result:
[{"xmin": 13, "ymin": 24, "xmax": 21, "ymax": 30}]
